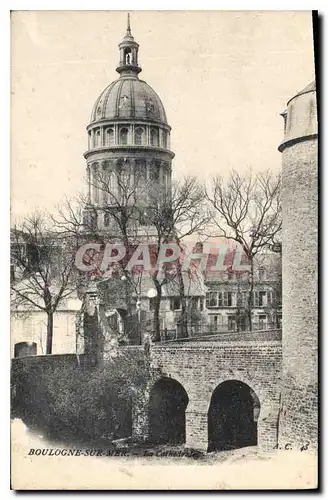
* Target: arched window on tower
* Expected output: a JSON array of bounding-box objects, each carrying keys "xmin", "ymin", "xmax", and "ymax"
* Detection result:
[
  {"xmin": 106, "ymin": 128, "xmax": 114, "ymax": 146},
  {"xmin": 162, "ymin": 131, "xmax": 168, "ymax": 149},
  {"xmin": 109, "ymin": 169, "xmax": 119, "ymax": 204},
  {"xmin": 119, "ymin": 127, "xmax": 128, "ymax": 145},
  {"xmin": 94, "ymin": 128, "xmax": 101, "ymax": 147},
  {"xmin": 124, "ymin": 48, "xmax": 132, "ymax": 65},
  {"xmin": 150, "ymin": 128, "xmax": 159, "ymax": 147},
  {"xmin": 135, "ymin": 127, "xmax": 145, "ymax": 145}
]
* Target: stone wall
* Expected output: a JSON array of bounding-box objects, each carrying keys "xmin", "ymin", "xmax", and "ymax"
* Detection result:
[
  {"xmin": 280, "ymin": 138, "xmax": 318, "ymax": 450},
  {"xmin": 131, "ymin": 341, "xmax": 282, "ymax": 451}
]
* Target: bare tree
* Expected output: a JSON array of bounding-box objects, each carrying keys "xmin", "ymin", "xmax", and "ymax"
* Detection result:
[
  {"xmin": 55, "ymin": 171, "xmax": 209, "ymax": 343},
  {"xmin": 11, "ymin": 211, "xmax": 80, "ymax": 354},
  {"xmin": 146, "ymin": 176, "xmax": 210, "ymax": 340},
  {"xmin": 206, "ymin": 168, "xmax": 282, "ymax": 331},
  {"xmin": 53, "ymin": 165, "xmax": 150, "ymax": 346}
]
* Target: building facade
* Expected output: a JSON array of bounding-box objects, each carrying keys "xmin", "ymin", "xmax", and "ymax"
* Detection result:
[{"xmin": 204, "ymin": 251, "xmax": 282, "ymax": 334}]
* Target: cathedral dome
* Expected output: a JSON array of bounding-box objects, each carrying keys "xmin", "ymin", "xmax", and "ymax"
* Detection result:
[
  {"xmin": 85, "ymin": 15, "xmax": 173, "ymax": 157},
  {"xmin": 90, "ymin": 77, "xmax": 168, "ymax": 125}
]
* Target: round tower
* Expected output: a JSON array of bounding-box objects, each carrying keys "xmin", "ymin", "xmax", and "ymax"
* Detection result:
[
  {"xmin": 83, "ymin": 15, "xmax": 174, "ymax": 232},
  {"xmin": 278, "ymin": 81, "xmax": 318, "ymax": 449}
]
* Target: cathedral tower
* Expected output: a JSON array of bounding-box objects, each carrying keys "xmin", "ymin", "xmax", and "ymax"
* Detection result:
[{"xmin": 83, "ymin": 15, "xmax": 174, "ymax": 232}]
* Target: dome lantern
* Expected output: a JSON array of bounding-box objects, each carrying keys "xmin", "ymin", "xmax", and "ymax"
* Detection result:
[{"xmin": 116, "ymin": 13, "xmax": 142, "ymax": 77}]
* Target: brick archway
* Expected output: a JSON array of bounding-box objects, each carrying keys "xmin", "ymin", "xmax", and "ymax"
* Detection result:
[
  {"xmin": 208, "ymin": 380, "xmax": 260, "ymax": 452},
  {"xmin": 148, "ymin": 377, "xmax": 189, "ymax": 446}
]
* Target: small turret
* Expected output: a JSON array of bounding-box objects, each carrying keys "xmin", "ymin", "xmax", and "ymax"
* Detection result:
[{"xmin": 116, "ymin": 13, "xmax": 142, "ymax": 77}]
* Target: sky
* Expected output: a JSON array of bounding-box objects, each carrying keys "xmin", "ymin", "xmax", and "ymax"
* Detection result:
[{"xmin": 11, "ymin": 10, "xmax": 315, "ymax": 218}]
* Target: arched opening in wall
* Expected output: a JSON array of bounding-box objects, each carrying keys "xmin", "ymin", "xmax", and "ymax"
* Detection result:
[
  {"xmin": 124, "ymin": 47, "xmax": 132, "ymax": 65},
  {"xmin": 94, "ymin": 129, "xmax": 101, "ymax": 148},
  {"xmin": 148, "ymin": 378, "xmax": 189, "ymax": 446},
  {"xmin": 208, "ymin": 380, "xmax": 260, "ymax": 452},
  {"xmin": 150, "ymin": 128, "xmax": 159, "ymax": 147},
  {"xmin": 134, "ymin": 127, "xmax": 144, "ymax": 145},
  {"xmin": 119, "ymin": 127, "xmax": 128, "ymax": 145},
  {"xmin": 106, "ymin": 128, "xmax": 114, "ymax": 146}
]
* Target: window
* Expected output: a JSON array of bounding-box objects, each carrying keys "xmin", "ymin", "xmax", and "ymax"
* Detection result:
[
  {"xmin": 239, "ymin": 316, "xmax": 247, "ymax": 331},
  {"xmin": 106, "ymin": 128, "xmax": 114, "ymax": 146},
  {"xmin": 108, "ymin": 171, "xmax": 119, "ymax": 203},
  {"xmin": 170, "ymin": 297, "xmax": 181, "ymax": 311},
  {"xmin": 206, "ymin": 291, "xmax": 236, "ymax": 307},
  {"xmin": 138, "ymin": 209, "xmax": 149, "ymax": 226},
  {"xmin": 134, "ymin": 127, "xmax": 144, "ymax": 145},
  {"xmin": 94, "ymin": 129, "xmax": 101, "ymax": 147},
  {"xmin": 228, "ymin": 315, "xmax": 237, "ymax": 331},
  {"xmin": 277, "ymin": 313, "xmax": 282, "ymax": 328},
  {"xmin": 104, "ymin": 212, "xmax": 110, "ymax": 227},
  {"xmin": 119, "ymin": 128, "xmax": 128, "ymax": 145},
  {"xmin": 258, "ymin": 314, "xmax": 267, "ymax": 330},
  {"xmin": 219, "ymin": 291, "xmax": 235, "ymax": 307},
  {"xmin": 241, "ymin": 291, "xmax": 249, "ymax": 307},
  {"xmin": 253, "ymin": 291, "xmax": 268, "ymax": 307},
  {"xmin": 259, "ymin": 268, "xmax": 267, "ymax": 281},
  {"xmin": 150, "ymin": 168, "xmax": 159, "ymax": 182},
  {"xmin": 135, "ymin": 162, "xmax": 146, "ymax": 180},
  {"xmin": 150, "ymin": 128, "xmax": 159, "ymax": 147},
  {"xmin": 259, "ymin": 291, "xmax": 267, "ymax": 307},
  {"xmin": 199, "ymin": 298, "xmax": 204, "ymax": 311},
  {"xmin": 227, "ymin": 292, "xmax": 234, "ymax": 306},
  {"xmin": 211, "ymin": 315, "xmax": 218, "ymax": 330},
  {"xmin": 191, "ymin": 297, "xmax": 199, "ymax": 310},
  {"xmin": 124, "ymin": 48, "xmax": 132, "ymax": 65},
  {"xmin": 149, "ymin": 297, "xmax": 156, "ymax": 311},
  {"xmin": 206, "ymin": 292, "xmax": 217, "ymax": 307},
  {"xmin": 267, "ymin": 291, "xmax": 273, "ymax": 306}
]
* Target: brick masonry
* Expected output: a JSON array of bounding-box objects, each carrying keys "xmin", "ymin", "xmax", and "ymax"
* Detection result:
[
  {"xmin": 280, "ymin": 138, "xmax": 318, "ymax": 450},
  {"xmin": 130, "ymin": 341, "xmax": 282, "ymax": 451}
]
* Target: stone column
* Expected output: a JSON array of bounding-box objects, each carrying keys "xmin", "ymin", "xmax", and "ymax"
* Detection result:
[
  {"xmin": 185, "ymin": 411, "xmax": 208, "ymax": 451},
  {"xmin": 131, "ymin": 124, "xmax": 135, "ymax": 146},
  {"xmin": 132, "ymin": 387, "xmax": 151, "ymax": 443},
  {"xmin": 87, "ymin": 166, "xmax": 91, "ymax": 203},
  {"xmin": 93, "ymin": 164, "xmax": 99, "ymax": 205},
  {"xmin": 114, "ymin": 124, "xmax": 118, "ymax": 145},
  {"xmin": 146, "ymin": 125, "xmax": 150, "ymax": 146},
  {"xmin": 101, "ymin": 161, "xmax": 107, "ymax": 207}
]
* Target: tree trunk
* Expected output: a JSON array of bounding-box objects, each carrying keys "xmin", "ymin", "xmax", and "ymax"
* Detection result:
[
  {"xmin": 153, "ymin": 284, "xmax": 162, "ymax": 342},
  {"xmin": 46, "ymin": 310, "xmax": 54, "ymax": 354},
  {"xmin": 177, "ymin": 265, "xmax": 188, "ymax": 339},
  {"xmin": 247, "ymin": 259, "xmax": 254, "ymax": 332}
]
